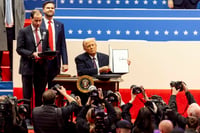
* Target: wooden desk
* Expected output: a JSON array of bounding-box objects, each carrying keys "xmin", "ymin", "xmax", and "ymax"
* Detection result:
[{"xmin": 52, "ymin": 75, "xmax": 122, "ymax": 92}]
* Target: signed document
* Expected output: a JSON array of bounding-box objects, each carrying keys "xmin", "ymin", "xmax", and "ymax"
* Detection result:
[{"xmin": 110, "ymin": 49, "xmax": 129, "ymax": 73}]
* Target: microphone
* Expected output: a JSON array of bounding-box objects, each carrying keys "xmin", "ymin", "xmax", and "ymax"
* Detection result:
[
  {"xmin": 36, "ymin": 31, "xmax": 46, "ymax": 48},
  {"xmin": 41, "ymin": 31, "xmax": 46, "ymax": 41}
]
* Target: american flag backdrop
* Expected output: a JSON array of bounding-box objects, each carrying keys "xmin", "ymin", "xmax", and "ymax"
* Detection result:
[
  {"xmin": 54, "ymin": 9, "xmax": 200, "ymax": 41},
  {"xmin": 24, "ymin": 0, "xmax": 200, "ymax": 41}
]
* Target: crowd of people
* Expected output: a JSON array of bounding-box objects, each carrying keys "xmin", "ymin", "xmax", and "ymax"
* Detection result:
[{"xmin": 1, "ymin": 80, "xmax": 200, "ymax": 133}]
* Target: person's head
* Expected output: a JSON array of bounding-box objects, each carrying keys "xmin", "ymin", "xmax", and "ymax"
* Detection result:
[
  {"xmin": 114, "ymin": 106, "xmax": 122, "ymax": 121},
  {"xmin": 82, "ymin": 38, "xmax": 97, "ymax": 57},
  {"xmin": 30, "ymin": 9, "xmax": 42, "ymax": 29},
  {"xmin": 42, "ymin": 1, "xmax": 55, "ymax": 19},
  {"xmin": 42, "ymin": 89, "xmax": 56, "ymax": 105},
  {"xmin": 187, "ymin": 103, "xmax": 200, "ymax": 118},
  {"xmin": 116, "ymin": 120, "xmax": 132, "ymax": 133},
  {"xmin": 86, "ymin": 107, "xmax": 95, "ymax": 123},
  {"xmin": 187, "ymin": 116, "xmax": 199, "ymax": 129},
  {"xmin": 133, "ymin": 107, "xmax": 154, "ymax": 133},
  {"xmin": 158, "ymin": 120, "xmax": 173, "ymax": 133}
]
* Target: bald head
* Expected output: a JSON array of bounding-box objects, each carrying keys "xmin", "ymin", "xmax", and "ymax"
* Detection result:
[
  {"xmin": 159, "ymin": 120, "xmax": 173, "ymax": 133},
  {"xmin": 187, "ymin": 103, "xmax": 200, "ymax": 117}
]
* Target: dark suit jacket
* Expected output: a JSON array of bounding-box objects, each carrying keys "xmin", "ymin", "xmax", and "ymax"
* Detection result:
[
  {"xmin": 16, "ymin": 25, "xmax": 50, "ymax": 75},
  {"xmin": 173, "ymin": 0, "xmax": 199, "ymax": 9},
  {"xmin": 75, "ymin": 52, "xmax": 109, "ymax": 76},
  {"xmin": 168, "ymin": 91, "xmax": 196, "ymax": 129},
  {"xmin": 41, "ymin": 19, "xmax": 68, "ymax": 72}
]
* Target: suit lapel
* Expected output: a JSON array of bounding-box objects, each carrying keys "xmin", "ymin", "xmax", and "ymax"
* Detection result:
[
  {"xmin": 41, "ymin": 19, "xmax": 46, "ymax": 29},
  {"xmin": 27, "ymin": 26, "xmax": 36, "ymax": 45},
  {"xmin": 85, "ymin": 53, "xmax": 94, "ymax": 68},
  {"xmin": 54, "ymin": 20, "xmax": 59, "ymax": 47},
  {"xmin": 97, "ymin": 53, "xmax": 103, "ymax": 67}
]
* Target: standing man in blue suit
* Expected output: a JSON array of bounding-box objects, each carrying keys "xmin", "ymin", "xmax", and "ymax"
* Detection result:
[
  {"xmin": 17, "ymin": 9, "xmax": 50, "ymax": 107},
  {"xmin": 41, "ymin": 1, "xmax": 68, "ymax": 89}
]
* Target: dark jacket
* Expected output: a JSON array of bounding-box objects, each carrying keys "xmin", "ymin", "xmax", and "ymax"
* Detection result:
[
  {"xmin": 75, "ymin": 52, "xmax": 109, "ymax": 76},
  {"xmin": 168, "ymin": 91, "xmax": 196, "ymax": 129},
  {"xmin": 16, "ymin": 25, "xmax": 50, "ymax": 76},
  {"xmin": 32, "ymin": 102, "xmax": 79, "ymax": 133},
  {"xmin": 76, "ymin": 100, "xmax": 117, "ymax": 133}
]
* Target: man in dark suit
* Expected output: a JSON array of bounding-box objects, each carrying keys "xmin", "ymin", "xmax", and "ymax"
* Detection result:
[
  {"xmin": 16, "ymin": 9, "xmax": 50, "ymax": 107},
  {"xmin": 168, "ymin": 0, "xmax": 199, "ymax": 9},
  {"xmin": 41, "ymin": 1, "xmax": 68, "ymax": 89},
  {"xmin": 75, "ymin": 37, "xmax": 111, "ymax": 76},
  {"xmin": 74, "ymin": 38, "xmax": 111, "ymax": 105}
]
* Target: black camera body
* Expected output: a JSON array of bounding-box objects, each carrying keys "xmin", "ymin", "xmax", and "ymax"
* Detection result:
[
  {"xmin": 51, "ymin": 84, "xmax": 61, "ymax": 95},
  {"xmin": 105, "ymin": 90, "xmax": 118, "ymax": 105},
  {"xmin": 92, "ymin": 106, "xmax": 106, "ymax": 133},
  {"xmin": 90, "ymin": 89, "xmax": 99, "ymax": 101},
  {"xmin": 0, "ymin": 96, "xmax": 30, "ymax": 132},
  {"xmin": 170, "ymin": 81, "xmax": 183, "ymax": 91},
  {"xmin": 130, "ymin": 85, "xmax": 142, "ymax": 94}
]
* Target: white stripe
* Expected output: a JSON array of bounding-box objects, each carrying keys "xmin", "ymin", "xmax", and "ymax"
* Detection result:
[
  {"xmin": 53, "ymin": 16, "xmax": 200, "ymax": 20},
  {"xmin": 0, "ymin": 90, "xmax": 13, "ymax": 92}
]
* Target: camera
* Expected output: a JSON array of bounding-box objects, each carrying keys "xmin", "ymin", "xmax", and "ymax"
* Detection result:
[
  {"xmin": 0, "ymin": 96, "xmax": 30, "ymax": 132},
  {"xmin": 88, "ymin": 85, "xmax": 99, "ymax": 102},
  {"xmin": 105, "ymin": 90, "xmax": 118, "ymax": 105},
  {"xmin": 170, "ymin": 81, "xmax": 183, "ymax": 91},
  {"xmin": 51, "ymin": 84, "xmax": 61, "ymax": 95},
  {"xmin": 92, "ymin": 106, "xmax": 106, "ymax": 133},
  {"xmin": 130, "ymin": 85, "xmax": 142, "ymax": 94},
  {"xmin": 90, "ymin": 89, "xmax": 99, "ymax": 101}
]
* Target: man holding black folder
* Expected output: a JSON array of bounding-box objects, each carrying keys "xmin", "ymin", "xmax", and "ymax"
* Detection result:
[{"xmin": 16, "ymin": 9, "xmax": 50, "ymax": 108}]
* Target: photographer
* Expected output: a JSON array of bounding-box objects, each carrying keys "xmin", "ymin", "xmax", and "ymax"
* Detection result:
[
  {"xmin": 76, "ymin": 87, "xmax": 117, "ymax": 133},
  {"xmin": 168, "ymin": 81, "xmax": 200, "ymax": 129},
  {"xmin": 32, "ymin": 85, "xmax": 79, "ymax": 133},
  {"xmin": 0, "ymin": 96, "xmax": 28, "ymax": 133}
]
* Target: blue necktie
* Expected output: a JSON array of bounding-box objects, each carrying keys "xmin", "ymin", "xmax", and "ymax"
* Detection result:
[{"xmin": 5, "ymin": 0, "xmax": 14, "ymax": 27}]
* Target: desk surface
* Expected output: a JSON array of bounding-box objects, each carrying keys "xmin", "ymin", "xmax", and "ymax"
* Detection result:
[
  {"xmin": 53, "ymin": 75, "xmax": 122, "ymax": 91},
  {"xmin": 53, "ymin": 75, "xmax": 122, "ymax": 82}
]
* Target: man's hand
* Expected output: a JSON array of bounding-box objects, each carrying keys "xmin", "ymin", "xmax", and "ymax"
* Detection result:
[
  {"xmin": 99, "ymin": 66, "xmax": 111, "ymax": 73},
  {"xmin": 168, "ymin": 0, "xmax": 174, "ymax": 8},
  {"xmin": 75, "ymin": 96, "xmax": 82, "ymax": 106},
  {"xmin": 182, "ymin": 82, "xmax": 189, "ymax": 92},
  {"xmin": 129, "ymin": 89, "xmax": 137, "ymax": 104},
  {"xmin": 127, "ymin": 59, "xmax": 131, "ymax": 66},
  {"xmin": 56, "ymin": 86, "xmax": 67, "ymax": 96},
  {"xmin": 62, "ymin": 64, "xmax": 68, "ymax": 72},
  {"xmin": 32, "ymin": 52, "xmax": 41, "ymax": 60},
  {"xmin": 171, "ymin": 87, "xmax": 180, "ymax": 95}
]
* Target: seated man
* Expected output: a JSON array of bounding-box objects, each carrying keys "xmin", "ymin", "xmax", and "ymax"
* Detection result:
[
  {"xmin": 73, "ymin": 38, "xmax": 131, "ymax": 105},
  {"xmin": 73, "ymin": 38, "xmax": 113, "ymax": 105},
  {"xmin": 32, "ymin": 86, "xmax": 79, "ymax": 133},
  {"xmin": 75, "ymin": 37, "xmax": 111, "ymax": 76}
]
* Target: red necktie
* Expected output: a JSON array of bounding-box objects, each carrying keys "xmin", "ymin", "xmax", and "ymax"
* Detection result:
[
  {"xmin": 35, "ymin": 28, "xmax": 42, "ymax": 52},
  {"xmin": 48, "ymin": 20, "xmax": 53, "ymax": 51}
]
